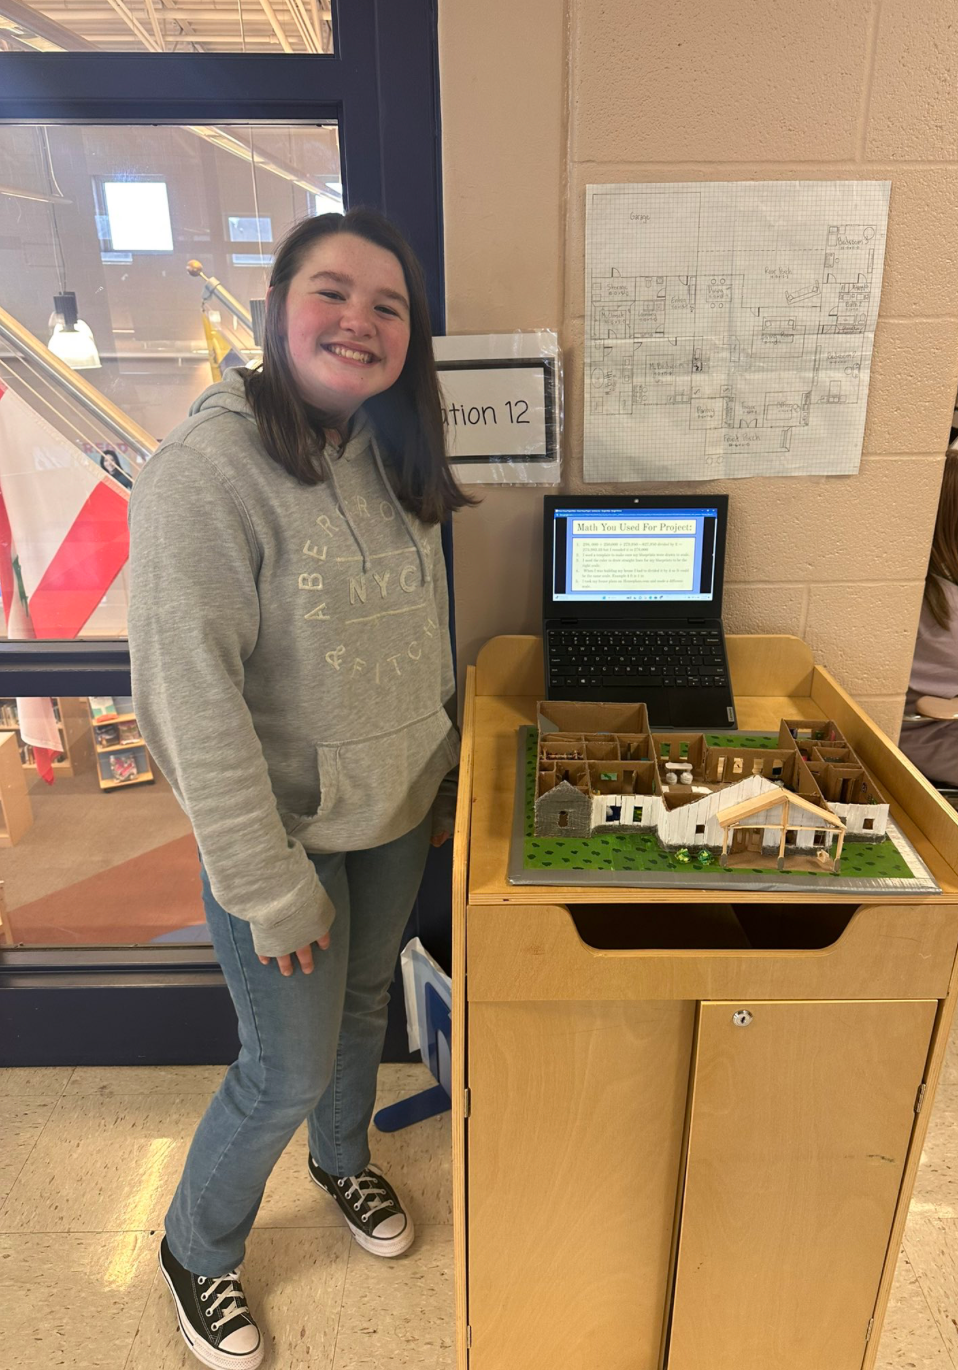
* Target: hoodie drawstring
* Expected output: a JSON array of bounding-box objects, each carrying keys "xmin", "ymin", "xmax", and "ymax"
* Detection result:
[
  {"xmin": 322, "ymin": 433, "xmax": 429, "ymax": 589},
  {"xmin": 323, "ymin": 453, "xmax": 374, "ymax": 573},
  {"xmin": 370, "ymin": 435, "xmax": 430, "ymax": 587}
]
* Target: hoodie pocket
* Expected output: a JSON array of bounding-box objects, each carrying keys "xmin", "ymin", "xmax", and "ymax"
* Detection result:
[{"xmin": 285, "ymin": 707, "xmax": 459, "ymax": 853}]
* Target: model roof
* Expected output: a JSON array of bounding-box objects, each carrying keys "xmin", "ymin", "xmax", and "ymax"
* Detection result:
[{"xmin": 715, "ymin": 787, "xmax": 846, "ymax": 829}]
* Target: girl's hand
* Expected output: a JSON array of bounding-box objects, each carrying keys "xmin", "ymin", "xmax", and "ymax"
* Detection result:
[
  {"xmin": 258, "ymin": 933, "xmax": 330, "ymax": 976},
  {"xmin": 431, "ymin": 831, "xmax": 450, "ymax": 847}
]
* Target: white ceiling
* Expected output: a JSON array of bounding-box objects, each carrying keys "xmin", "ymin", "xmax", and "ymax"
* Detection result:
[{"xmin": 0, "ymin": 0, "xmax": 333, "ymax": 54}]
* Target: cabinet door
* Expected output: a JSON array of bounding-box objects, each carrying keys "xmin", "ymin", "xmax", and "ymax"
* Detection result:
[
  {"xmin": 668, "ymin": 999, "xmax": 936, "ymax": 1370},
  {"xmin": 468, "ymin": 999, "xmax": 695, "ymax": 1370}
]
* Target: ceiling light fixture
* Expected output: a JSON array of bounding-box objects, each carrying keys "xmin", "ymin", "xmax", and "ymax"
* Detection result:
[{"xmin": 48, "ymin": 291, "xmax": 101, "ymax": 370}]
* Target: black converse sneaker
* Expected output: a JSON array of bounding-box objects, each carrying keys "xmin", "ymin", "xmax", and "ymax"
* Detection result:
[
  {"xmin": 308, "ymin": 1156, "xmax": 415, "ymax": 1257},
  {"xmin": 158, "ymin": 1237, "xmax": 263, "ymax": 1370}
]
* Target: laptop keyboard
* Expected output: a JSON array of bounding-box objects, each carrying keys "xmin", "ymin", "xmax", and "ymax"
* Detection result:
[{"xmin": 547, "ymin": 628, "xmax": 729, "ymax": 690}]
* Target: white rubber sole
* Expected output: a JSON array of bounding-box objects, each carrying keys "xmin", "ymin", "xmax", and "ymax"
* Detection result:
[
  {"xmin": 309, "ymin": 1170, "xmax": 416, "ymax": 1258},
  {"xmin": 158, "ymin": 1250, "xmax": 264, "ymax": 1370}
]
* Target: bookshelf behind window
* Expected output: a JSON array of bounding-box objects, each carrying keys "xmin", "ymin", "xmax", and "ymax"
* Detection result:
[
  {"xmin": 88, "ymin": 699, "xmax": 155, "ymax": 791},
  {"xmin": 0, "ymin": 697, "xmax": 96, "ymax": 778},
  {"xmin": 0, "ymin": 729, "xmax": 33, "ymax": 846}
]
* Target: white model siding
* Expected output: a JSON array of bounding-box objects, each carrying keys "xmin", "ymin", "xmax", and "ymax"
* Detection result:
[
  {"xmin": 656, "ymin": 775, "xmax": 779, "ymax": 848},
  {"xmin": 592, "ymin": 793, "xmax": 666, "ymax": 830},
  {"xmin": 590, "ymin": 774, "xmax": 848, "ymax": 850},
  {"xmin": 829, "ymin": 802, "xmax": 889, "ymax": 838}
]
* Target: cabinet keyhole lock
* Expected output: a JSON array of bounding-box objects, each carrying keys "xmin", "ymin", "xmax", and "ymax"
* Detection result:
[{"xmin": 732, "ymin": 1009, "xmax": 753, "ymax": 1027}]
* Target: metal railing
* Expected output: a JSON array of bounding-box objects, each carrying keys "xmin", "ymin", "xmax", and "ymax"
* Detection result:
[{"xmin": 0, "ymin": 301, "xmax": 156, "ymax": 463}]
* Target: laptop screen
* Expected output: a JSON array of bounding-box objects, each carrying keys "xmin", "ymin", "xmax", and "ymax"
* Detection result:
[{"xmin": 549, "ymin": 503, "xmax": 722, "ymax": 606}]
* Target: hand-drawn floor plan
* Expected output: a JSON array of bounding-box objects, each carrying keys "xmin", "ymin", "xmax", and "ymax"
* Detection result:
[{"xmin": 584, "ymin": 181, "xmax": 890, "ymax": 482}]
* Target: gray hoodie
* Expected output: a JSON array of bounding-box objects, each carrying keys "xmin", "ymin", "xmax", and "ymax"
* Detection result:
[{"xmin": 128, "ymin": 370, "xmax": 459, "ymax": 957}]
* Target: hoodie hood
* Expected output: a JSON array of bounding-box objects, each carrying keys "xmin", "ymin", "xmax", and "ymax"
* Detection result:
[
  {"xmin": 189, "ymin": 366, "xmax": 254, "ymax": 420},
  {"xmin": 188, "ymin": 367, "xmax": 369, "ymax": 452},
  {"xmin": 187, "ymin": 368, "xmax": 428, "ymax": 583}
]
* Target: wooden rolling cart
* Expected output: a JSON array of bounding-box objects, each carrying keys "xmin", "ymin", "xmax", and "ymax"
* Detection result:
[
  {"xmin": 451, "ymin": 635, "xmax": 958, "ymax": 1370},
  {"xmin": 0, "ymin": 696, "xmax": 95, "ymax": 777}
]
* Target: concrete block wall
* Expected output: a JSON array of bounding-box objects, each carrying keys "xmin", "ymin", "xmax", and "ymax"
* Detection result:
[{"xmin": 440, "ymin": 0, "xmax": 958, "ymax": 739}]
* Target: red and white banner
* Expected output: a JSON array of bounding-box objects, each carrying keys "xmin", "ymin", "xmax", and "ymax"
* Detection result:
[{"xmin": 0, "ymin": 380, "xmax": 132, "ymax": 782}]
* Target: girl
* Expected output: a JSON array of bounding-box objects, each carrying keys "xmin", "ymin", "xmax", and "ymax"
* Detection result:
[{"xmin": 128, "ymin": 209, "xmax": 472, "ymax": 1369}]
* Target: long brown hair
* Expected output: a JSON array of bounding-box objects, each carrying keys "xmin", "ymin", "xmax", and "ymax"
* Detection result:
[
  {"xmin": 243, "ymin": 208, "xmax": 474, "ymax": 523},
  {"xmin": 925, "ymin": 450, "xmax": 958, "ymax": 629}
]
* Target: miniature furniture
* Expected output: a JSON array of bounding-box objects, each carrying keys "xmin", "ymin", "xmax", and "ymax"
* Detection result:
[
  {"xmin": 451, "ymin": 634, "xmax": 958, "ymax": 1370},
  {"xmin": 0, "ymin": 729, "xmax": 32, "ymax": 847}
]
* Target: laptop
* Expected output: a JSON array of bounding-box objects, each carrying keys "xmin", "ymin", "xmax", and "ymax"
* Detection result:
[{"xmin": 543, "ymin": 494, "xmax": 736, "ymax": 730}]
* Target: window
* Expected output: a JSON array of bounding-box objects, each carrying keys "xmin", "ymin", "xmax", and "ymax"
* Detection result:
[
  {"xmin": 661, "ymin": 742, "xmax": 671, "ymax": 758},
  {"xmin": 228, "ymin": 215, "xmax": 273, "ymax": 267},
  {"xmin": 863, "ymin": 817, "xmax": 875, "ymax": 831},
  {"xmin": 558, "ymin": 811, "xmax": 569, "ymax": 828},
  {"xmin": 716, "ymin": 756, "xmax": 726, "ymax": 781},
  {"xmin": 695, "ymin": 824, "xmax": 705, "ymax": 835},
  {"xmin": 309, "ymin": 184, "xmax": 345, "ymax": 217},
  {"xmin": 606, "ymin": 803, "xmax": 621, "ymax": 823},
  {"xmin": 101, "ymin": 179, "xmax": 174, "ymax": 252},
  {"xmin": 732, "ymin": 757, "xmax": 744, "ymax": 775},
  {"xmin": 0, "ymin": 0, "xmax": 337, "ymax": 53},
  {"xmin": 679, "ymin": 741, "xmax": 689, "ymax": 759},
  {"xmin": 633, "ymin": 806, "xmax": 643, "ymax": 823},
  {"xmin": 0, "ymin": 692, "xmax": 201, "ymax": 945},
  {"xmin": 228, "ymin": 215, "xmax": 272, "ymax": 240},
  {"xmin": 814, "ymin": 831, "xmax": 828, "ymax": 846},
  {"xmin": 0, "ymin": 0, "xmax": 446, "ymax": 1063},
  {"xmin": 0, "ymin": 122, "xmax": 342, "ymax": 641}
]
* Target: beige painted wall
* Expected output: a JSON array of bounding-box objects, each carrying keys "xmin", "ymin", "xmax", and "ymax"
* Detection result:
[{"xmin": 440, "ymin": 0, "xmax": 958, "ymax": 740}]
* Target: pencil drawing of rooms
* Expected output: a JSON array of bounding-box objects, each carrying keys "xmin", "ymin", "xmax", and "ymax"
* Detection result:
[{"xmin": 533, "ymin": 702, "xmax": 889, "ymax": 873}]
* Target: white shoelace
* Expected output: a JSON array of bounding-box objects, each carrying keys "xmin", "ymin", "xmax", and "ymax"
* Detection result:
[
  {"xmin": 198, "ymin": 1272, "xmax": 251, "ymax": 1332},
  {"xmin": 340, "ymin": 1168, "xmax": 394, "ymax": 1217}
]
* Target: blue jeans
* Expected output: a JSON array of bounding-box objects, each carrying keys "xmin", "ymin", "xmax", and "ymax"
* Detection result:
[{"xmin": 164, "ymin": 814, "xmax": 432, "ymax": 1276}]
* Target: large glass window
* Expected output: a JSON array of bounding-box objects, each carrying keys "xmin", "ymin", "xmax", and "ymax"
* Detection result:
[
  {"xmin": 0, "ymin": 122, "xmax": 342, "ymax": 641},
  {"xmin": 1, "ymin": 693, "xmax": 203, "ymax": 946},
  {"xmin": 0, "ymin": 0, "xmax": 445, "ymax": 1049},
  {"xmin": 0, "ymin": 0, "xmax": 334, "ymax": 53}
]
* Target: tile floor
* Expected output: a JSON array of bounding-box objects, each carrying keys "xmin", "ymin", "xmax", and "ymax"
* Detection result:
[
  {"xmin": 2, "ymin": 1031, "xmax": 958, "ymax": 1369},
  {"xmin": 1, "ymin": 1061, "xmax": 452, "ymax": 1369}
]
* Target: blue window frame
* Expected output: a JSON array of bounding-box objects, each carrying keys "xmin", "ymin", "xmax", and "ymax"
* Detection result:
[
  {"xmin": 0, "ymin": 1, "xmax": 444, "ymax": 322},
  {"xmin": 0, "ymin": 0, "xmax": 449, "ymax": 1066}
]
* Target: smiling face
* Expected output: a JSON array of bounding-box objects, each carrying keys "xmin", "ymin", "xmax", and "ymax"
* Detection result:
[{"xmin": 279, "ymin": 232, "xmax": 411, "ymax": 424}]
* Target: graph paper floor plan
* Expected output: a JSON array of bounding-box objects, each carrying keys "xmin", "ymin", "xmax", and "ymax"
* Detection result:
[{"xmin": 584, "ymin": 181, "xmax": 891, "ymax": 482}]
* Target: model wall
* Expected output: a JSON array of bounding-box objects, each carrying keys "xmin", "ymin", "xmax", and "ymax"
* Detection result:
[
  {"xmin": 440, "ymin": 0, "xmax": 958, "ymax": 740},
  {"xmin": 656, "ymin": 774, "xmax": 777, "ymax": 850}
]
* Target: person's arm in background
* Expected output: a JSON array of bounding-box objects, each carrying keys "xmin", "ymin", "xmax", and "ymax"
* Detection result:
[
  {"xmin": 128, "ymin": 443, "xmax": 336, "ymax": 958},
  {"xmin": 908, "ymin": 579, "xmax": 958, "ymax": 703}
]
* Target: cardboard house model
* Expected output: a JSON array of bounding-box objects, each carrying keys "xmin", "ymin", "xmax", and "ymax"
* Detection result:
[{"xmin": 534, "ymin": 702, "xmax": 891, "ymax": 873}]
